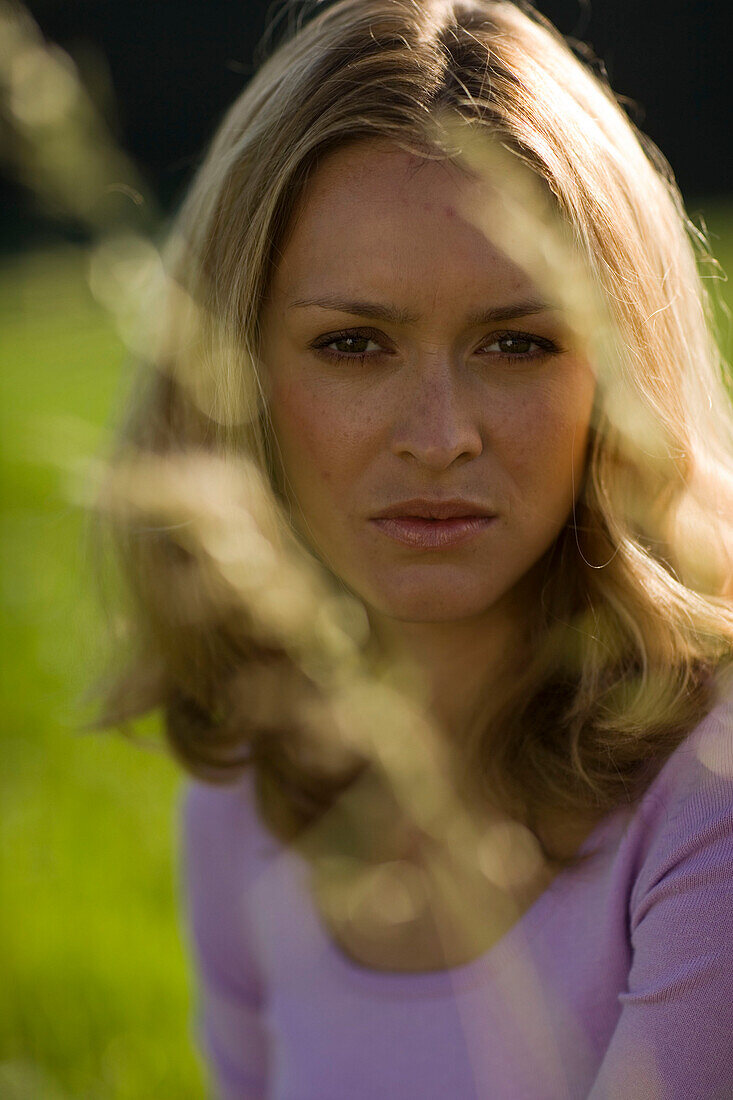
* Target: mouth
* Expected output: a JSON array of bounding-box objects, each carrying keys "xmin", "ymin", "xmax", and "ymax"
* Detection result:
[
  {"xmin": 370, "ymin": 500, "xmax": 497, "ymax": 550},
  {"xmin": 373, "ymin": 498, "xmax": 496, "ymax": 520}
]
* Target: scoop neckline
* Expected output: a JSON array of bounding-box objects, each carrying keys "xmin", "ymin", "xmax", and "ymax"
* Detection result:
[{"xmin": 308, "ymin": 805, "xmax": 626, "ymax": 997}]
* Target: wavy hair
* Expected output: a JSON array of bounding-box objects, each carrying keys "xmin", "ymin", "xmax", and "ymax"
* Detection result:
[{"xmin": 98, "ymin": 0, "xmax": 733, "ymax": 857}]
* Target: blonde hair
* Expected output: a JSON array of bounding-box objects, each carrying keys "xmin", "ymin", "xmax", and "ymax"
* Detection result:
[{"xmin": 99, "ymin": 0, "xmax": 733, "ymax": 854}]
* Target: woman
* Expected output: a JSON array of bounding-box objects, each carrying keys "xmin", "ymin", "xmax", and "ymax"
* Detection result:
[{"xmin": 99, "ymin": 0, "xmax": 733, "ymax": 1096}]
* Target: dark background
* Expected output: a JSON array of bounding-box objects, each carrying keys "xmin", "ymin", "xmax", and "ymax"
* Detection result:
[{"xmin": 6, "ymin": 0, "xmax": 733, "ymax": 247}]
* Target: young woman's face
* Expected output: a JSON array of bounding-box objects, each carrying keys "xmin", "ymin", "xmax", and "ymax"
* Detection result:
[{"xmin": 260, "ymin": 140, "xmax": 595, "ymax": 625}]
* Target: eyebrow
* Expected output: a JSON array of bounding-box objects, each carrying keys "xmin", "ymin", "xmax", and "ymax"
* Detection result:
[{"xmin": 287, "ymin": 295, "xmax": 552, "ymax": 326}]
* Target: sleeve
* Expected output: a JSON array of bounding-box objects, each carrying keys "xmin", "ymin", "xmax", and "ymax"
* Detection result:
[
  {"xmin": 179, "ymin": 781, "xmax": 270, "ymax": 1100},
  {"xmin": 588, "ymin": 726, "xmax": 733, "ymax": 1100}
]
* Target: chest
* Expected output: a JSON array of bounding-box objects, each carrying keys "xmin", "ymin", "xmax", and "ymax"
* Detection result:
[
  {"xmin": 247, "ymin": 833, "xmax": 631, "ymax": 1100},
  {"xmin": 308, "ymin": 837, "xmax": 557, "ymax": 973},
  {"xmin": 302, "ymin": 797, "xmax": 602, "ymax": 974}
]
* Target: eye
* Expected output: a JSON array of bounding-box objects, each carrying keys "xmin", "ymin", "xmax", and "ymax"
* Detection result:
[
  {"xmin": 478, "ymin": 331, "xmax": 559, "ymax": 359},
  {"xmin": 311, "ymin": 329, "xmax": 387, "ymax": 362}
]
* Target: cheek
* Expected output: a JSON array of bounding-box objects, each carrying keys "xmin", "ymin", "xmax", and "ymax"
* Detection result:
[
  {"xmin": 268, "ymin": 378, "xmax": 370, "ymax": 496},
  {"xmin": 493, "ymin": 375, "xmax": 594, "ymax": 501},
  {"xmin": 270, "ymin": 380, "xmax": 329, "ymax": 483}
]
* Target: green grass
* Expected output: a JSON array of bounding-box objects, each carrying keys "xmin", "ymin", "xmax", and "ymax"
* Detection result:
[
  {"xmin": 1, "ymin": 205, "xmax": 731, "ymax": 1099},
  {"xmin": 0, "ymin": 247, "xmax": 205, "ymax": 1099}
]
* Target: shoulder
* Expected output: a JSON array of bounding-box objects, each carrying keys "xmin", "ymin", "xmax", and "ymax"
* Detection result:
[
  {"xmin": 179, "ymin": 769, "xmax": 281, "ymax": 887},
  {"xmin": 178, "ymin": 772, "xmax": 281, "ymax": 1020},
  {"xmin": 581, "ymin": 684, "xmax": 733, "ymax": 1099},
  {"xmin": 182, "ymin": 769, "xmax": 259, "ymax": 833},
  {"xmin": 626, "ymin": 681, "xmax": 733, "ymax": 919},
  {"xmin": 636, "ymin": 680, "xmax": 733, "ymax": 833}
]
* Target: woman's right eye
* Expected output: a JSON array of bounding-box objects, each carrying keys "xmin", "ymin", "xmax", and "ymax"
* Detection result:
[
  {"xmin": 330, "ymin": 335, "xmax": 380, "ymax": 355},
  {"xmin": 311, "ymin": 330, "xmax": 386, "ymax": 361}
]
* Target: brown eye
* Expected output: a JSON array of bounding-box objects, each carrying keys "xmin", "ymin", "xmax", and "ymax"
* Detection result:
[
  {"xmin": 479, "ymin": 331, "xmax": 559, "ymax": 359},
  {"xmin": 311, "ymin": 329, "xmax": 387, "ymax": 362},
  {"xmin": 328, "ymin": 335, "xmax": 378, "ymax": 355},
  {"xmin": 495, "ymin": 336, "xmax": 533, "ymax": 354}
]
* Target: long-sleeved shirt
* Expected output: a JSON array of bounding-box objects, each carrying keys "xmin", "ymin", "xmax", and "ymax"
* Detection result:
[{"xmin": 179, "ymin": 688, "xmax": 733, "ymax": 1099}]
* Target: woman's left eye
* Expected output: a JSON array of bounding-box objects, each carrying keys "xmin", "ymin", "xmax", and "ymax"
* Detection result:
[{"xmin": 478, "ymin": 332, "xmax": 558, "ymax": 358}]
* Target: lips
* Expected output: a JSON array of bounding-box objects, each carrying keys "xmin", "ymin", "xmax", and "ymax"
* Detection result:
[
  {"xmin": 370, "ymin": 499, "xmax": 497, "ymax": 549},
  {"xmin": 373, "ymin": 499, "xmax": 496, "ymax": 520}
]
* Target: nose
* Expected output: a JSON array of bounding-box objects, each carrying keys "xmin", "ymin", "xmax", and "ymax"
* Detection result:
[{"xmin": 390, "ymin": 357, "xmax": 483, "ymax": 471}]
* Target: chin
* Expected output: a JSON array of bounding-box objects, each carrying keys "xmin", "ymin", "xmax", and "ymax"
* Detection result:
[{"xmin": 361, "ymin": 573, "xmax": 510, "ymax": 625}]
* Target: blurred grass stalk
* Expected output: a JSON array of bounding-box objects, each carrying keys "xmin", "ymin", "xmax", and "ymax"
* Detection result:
[{"xmin": 0, "ymin": 0, "xmax": 153, "ymax": 230}]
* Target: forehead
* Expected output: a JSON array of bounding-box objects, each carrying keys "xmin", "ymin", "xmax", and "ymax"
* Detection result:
[{"xmin": 270, "ymin": 139, "xmax": 538, "ymax": 303}]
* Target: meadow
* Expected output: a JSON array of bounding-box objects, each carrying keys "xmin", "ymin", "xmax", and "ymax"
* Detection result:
[
  {"xmin": 1, "ymin": 247, "xmax": 205, "ymax": 1098},
  {"xmin": 1, "ymin": 207, "xmax": 731, "ymax": 1098}
]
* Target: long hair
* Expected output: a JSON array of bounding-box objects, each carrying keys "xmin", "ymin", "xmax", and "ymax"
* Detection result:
[{"xmin": 97, "ymin": 0, "xmax": 733, "ymax": 857}]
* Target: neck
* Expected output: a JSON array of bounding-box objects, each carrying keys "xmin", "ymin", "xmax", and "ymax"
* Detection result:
[{"xmin": 369, "ymin": 593, "xmax": 532, "ymax": 742}]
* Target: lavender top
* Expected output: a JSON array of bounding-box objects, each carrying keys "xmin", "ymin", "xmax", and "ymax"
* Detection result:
[{"xmin": 179, "ymin": 690, "xmax": 733, "ymax": 1099}]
